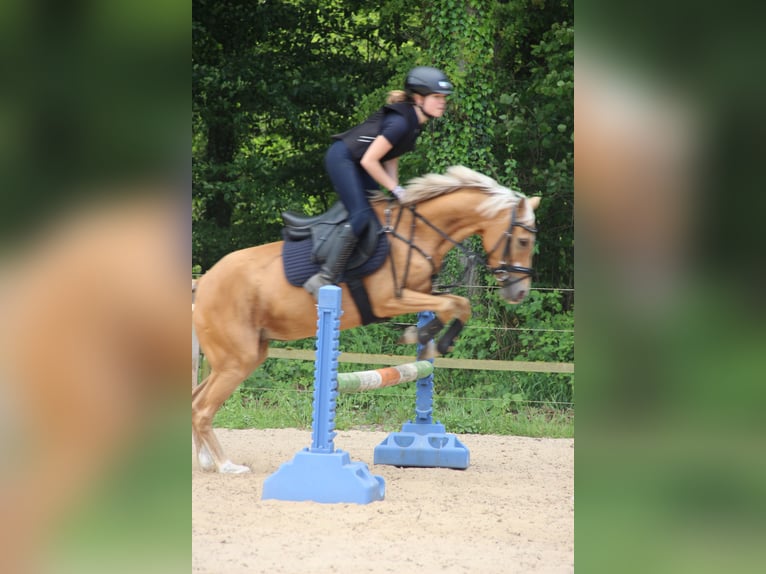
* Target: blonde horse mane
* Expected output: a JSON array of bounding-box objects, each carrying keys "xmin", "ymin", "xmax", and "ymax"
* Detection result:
[{"xmin": 373, "ymin": 165, "xmax": 526, "ymax": 218}]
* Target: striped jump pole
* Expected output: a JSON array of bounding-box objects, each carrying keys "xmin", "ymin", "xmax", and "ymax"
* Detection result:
[
  {"xmin": 337, "ymin": 361, "xmax": 434, "ymax": 393},
  {"xmin": 373, "ymin": 310, "xmax": 470, "ymax": 469}
]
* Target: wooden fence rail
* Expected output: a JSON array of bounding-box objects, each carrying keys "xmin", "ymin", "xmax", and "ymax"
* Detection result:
[{"xmin": 266, "ymin": 347, "xmax": 574, "ymax": 374}]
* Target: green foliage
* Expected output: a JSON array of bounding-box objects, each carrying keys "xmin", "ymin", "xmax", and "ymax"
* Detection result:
[
  {"xmin": 214, "ymin": 385, "xmax": 315, "ymax": 430},
  {"xmin": 193, "ymin": 1, "xmax": 573, "ymax": 285},
  {"xmin": 510, "ymin": 289, "xmax": 574, "ymax": 405},
  {"xmin": 193, "ymin": 0, "xmax": 422, "ymax": 269},
  {"xmin": 414, "ymin": 0, "xmax": 497, "ymax": 174},
  {"xmin": 493, "ymin": 2, "xmax": 574, "ymax": 287},
  {"xmin": 513, "ymin": 290, "xmax": 574, "ymax": 362}
]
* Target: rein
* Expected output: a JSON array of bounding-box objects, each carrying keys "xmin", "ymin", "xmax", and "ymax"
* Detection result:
[
  {"xmin": 382, "ymin": 204, "xmax": 439, "ymax": 296},
  {"xmin": 381, "ymin": 200, "xmax": 537, "ymax": 297}
]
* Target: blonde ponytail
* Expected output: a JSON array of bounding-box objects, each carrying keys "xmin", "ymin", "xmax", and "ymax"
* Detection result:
[{"xmin": 386, "ymin": 90, "xmax": 409, "ymax": 104}]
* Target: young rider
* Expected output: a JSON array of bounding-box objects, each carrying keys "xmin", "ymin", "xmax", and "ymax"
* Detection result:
[{"xmin": 303, "ymin": 66, "xmax": 453, "ymax": 298}]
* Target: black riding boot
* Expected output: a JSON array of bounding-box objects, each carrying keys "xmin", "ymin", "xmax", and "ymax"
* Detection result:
[{"xmin": 303, "ymin": 223, "xmax": 358, "ymax": 299}]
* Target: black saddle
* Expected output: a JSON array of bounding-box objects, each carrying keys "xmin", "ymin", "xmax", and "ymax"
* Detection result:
[{"xmin": 281, "ymin": 202, "xmax": 381, "ymax": 271}]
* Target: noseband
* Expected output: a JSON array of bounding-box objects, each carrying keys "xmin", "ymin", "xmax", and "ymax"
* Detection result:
[{"xmin": 485, "ymin": 207, "xmax": 538, "ymax": 287}]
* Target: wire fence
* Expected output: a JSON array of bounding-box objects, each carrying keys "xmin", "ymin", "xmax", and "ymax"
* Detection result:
[
  {"xmin": 227, "ymin": 383, "xmax": 575, "ymax": 409},
  {"xmin": 193, "ymin": 278, "xmax": 574, "ymax": 409}
]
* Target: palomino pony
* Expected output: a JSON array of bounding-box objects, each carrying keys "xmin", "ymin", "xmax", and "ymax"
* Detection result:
[{"xmin": 192, "ymin": 166, "xmax": 540, "ymax": 473}]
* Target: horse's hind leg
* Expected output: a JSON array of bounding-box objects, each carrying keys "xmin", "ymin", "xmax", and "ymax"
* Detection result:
[
  {"xmin": 417, "ymin": 316, "xmax": 445, "ymax": 344},
  {"xmin": 192, "ymin": 334, "xmax": 268, "ymax": 473}
]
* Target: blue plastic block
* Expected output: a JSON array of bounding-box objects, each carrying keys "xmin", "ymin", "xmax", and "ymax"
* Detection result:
[
  {"xmin": 373, "ymin": 422, "xmax": 470, "ymax": 469},
  {"xmin": 262, "ymin": 448, "xmax": 385, "ymax": 504}
]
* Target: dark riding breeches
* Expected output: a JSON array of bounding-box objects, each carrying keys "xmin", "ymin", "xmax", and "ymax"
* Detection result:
[{"xmin": 324, "ymin": 140, "xmax": 378, "ymax": 237}]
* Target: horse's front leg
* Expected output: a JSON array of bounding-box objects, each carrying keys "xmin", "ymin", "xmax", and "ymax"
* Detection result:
[
  {"xmin": 423, "ymin": 294, "xmax": 471, "ymax": 354},
  {"xmin": 375, "ymin": 291, "xmax": 472, "ymax": 356},
  {"xmin": 436, "ymin": 316, "xmax": 466, "ymax": 354}
]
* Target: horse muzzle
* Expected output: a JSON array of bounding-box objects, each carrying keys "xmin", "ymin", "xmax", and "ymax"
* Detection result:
[{"xmin": 493, "ymin": 265, "xmax": 534, "ymax": 303}]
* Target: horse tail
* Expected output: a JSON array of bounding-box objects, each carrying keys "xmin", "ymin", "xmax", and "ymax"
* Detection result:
[{"xmin": 192, "ymin": 278, "xmax": 200, "ymax": 388}]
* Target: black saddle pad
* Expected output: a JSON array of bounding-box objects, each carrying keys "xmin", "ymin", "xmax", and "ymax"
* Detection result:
[{"xmin": 282, "ymin": 233, "xmax": 389, "ymax": 287}]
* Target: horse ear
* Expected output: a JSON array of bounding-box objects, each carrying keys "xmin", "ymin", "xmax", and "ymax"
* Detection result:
[{"xmin": 526, "ymin": 196, "xmax": 541, "ymax": 210}]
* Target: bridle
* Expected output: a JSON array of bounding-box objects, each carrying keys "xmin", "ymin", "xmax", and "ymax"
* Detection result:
[
  {"xmin": 382, "ymin": 200, "xmax": 537, "ymax": 295},
  {"xmin": 484, "ymin": 206, "xmax": 538, "ymax": 287}
]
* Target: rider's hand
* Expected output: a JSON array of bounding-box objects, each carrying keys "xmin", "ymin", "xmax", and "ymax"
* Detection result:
[{"xmin": 391, "ymin": 185, "xmax": 406, "ymax": 202}]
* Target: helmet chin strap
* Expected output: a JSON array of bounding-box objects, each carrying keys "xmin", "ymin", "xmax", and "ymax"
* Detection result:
[{"xmin": 417, "ymin": 103, "xmax": 435, "ymax": 119}]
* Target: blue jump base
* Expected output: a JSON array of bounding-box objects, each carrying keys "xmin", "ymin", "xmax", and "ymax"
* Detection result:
[
  {"xmin": 262, "ymin": 448, "xmax": 385, "ymax": 504},
  {"xmin": 261, "ymin": 286, "xmax": 385, "ymax": 504},
  {"xmin": 374, "ymin": 422, "xmax": 470, "ymax": 469}
]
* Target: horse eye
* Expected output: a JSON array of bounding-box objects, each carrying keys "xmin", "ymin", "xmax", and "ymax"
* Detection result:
[{"xmin": 519, "ymin": 238, "xmax": 530, "ymax": 248}]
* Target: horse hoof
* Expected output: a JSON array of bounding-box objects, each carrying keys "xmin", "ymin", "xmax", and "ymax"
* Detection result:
[
  {"xmin": 198, "ymin": 453, "xmax": 216, "ymax": 472},
  {"xmin": 197, "ymin": 445, "xmax": 218, "ymax": 471},
  {"xmin": 398, "ymin": 325, "xmax": 419, "ymax": 345},
  {"xmin": 219, "ymin": 460, "xmax": 251, "ymax": 474}
]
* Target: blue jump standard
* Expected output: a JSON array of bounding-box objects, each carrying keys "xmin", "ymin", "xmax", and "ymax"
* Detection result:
[
  {"xmin": 373, "ymin": 310, "xmax": 470, "ymax": 469},
  {"xmin": 261, "ymin": 286, "xmax": 385, "ymax": 504}
]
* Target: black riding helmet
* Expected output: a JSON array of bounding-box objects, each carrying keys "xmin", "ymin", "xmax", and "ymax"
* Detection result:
[{"xmin": 405, "ymin": 66, "xmax": 453, "ymax": 96}]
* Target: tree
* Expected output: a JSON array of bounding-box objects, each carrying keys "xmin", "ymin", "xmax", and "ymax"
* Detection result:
[
  {"xmin": 192, "ymin": 0, "xmax": 419, "ymax": 269},
  {"xmin": 493, "ymin": 0, "xmax": 574, "ymax": 290},
  {"xmin": 193, "ymin": 0, "xmax": 574, "ymax": 293}
]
